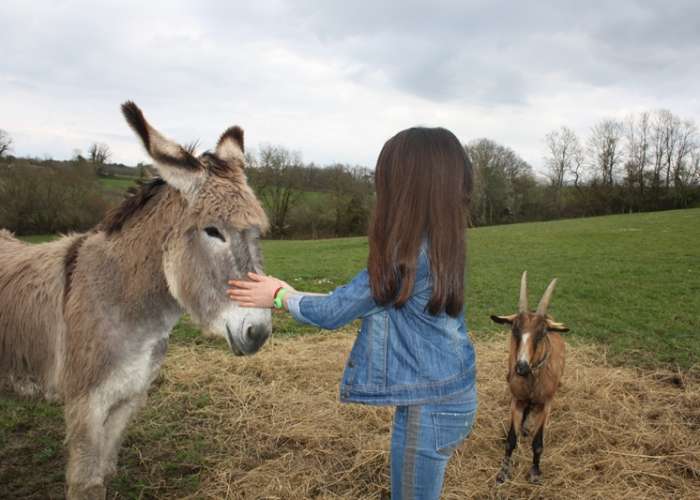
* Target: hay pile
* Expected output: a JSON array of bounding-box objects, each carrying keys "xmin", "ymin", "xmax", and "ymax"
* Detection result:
[{"xmin": 139, "ymin": 331, "xmax": 699, "ymax": 499}]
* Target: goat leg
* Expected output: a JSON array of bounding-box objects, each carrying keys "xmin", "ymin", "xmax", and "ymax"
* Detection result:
[
  {"xmin": 528, "ymin": 402, "xmax": 548, "ymax": 484},
  {"xmin": 496, "ymin": 399, "xmax": 527, "ymax": 484},
  {"xmin": 496, "ymin": 421, "xmax": 517, "ymax": 484},
  {"xmin": 521, "ymin": 402, "xmax": 531, "ymax": 437},
  {"xmin": 529, "ymin": 425, "xmax": 544, "ymax": 484}
]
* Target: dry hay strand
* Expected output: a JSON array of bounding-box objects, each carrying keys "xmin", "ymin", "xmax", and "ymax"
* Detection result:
[{"xmin": 136, "ymin": 331, "xmax": 699, "ymax": 499}]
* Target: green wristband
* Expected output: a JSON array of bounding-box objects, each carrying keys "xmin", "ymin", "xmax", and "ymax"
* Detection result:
[{"xmin": 273, "ymin": 288, "xmax": 288, "ymax": 309}]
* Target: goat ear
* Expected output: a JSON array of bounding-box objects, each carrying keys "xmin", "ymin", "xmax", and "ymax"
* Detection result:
[
  {"xmin": 121, "ymin": 101, "xmax": 204, "ymax": 195},
  {"xmin": 490, "ymin": 314, "xmax": 517, "ymax": 325},
  {"xmin": 546, "ymin": 320, "xmax": 569, "ymax": 332},
  {"xmin": 216, "ymin": 126, "xmax": 245, "ymax": 164}
]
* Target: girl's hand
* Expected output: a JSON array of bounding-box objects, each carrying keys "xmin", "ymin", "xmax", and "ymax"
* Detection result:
[{"xmin": 227, "ymin": 273, "xmax": 293, "ymax": 308}]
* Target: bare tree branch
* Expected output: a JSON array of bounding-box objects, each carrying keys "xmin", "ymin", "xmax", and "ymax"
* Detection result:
[{"xmin": 0, "ymin": 129, "xmax": 13, "ymax": 157}]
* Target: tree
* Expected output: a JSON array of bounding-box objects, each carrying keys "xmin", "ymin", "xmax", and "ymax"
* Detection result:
[
  {"xmin": 467, "ymin": 139, "xmax": 535, "ymax": 225},
  {"xmin": 673, "ymin": 119, "xmax": 698, "ymax": 187},
  {"xmin": 326, "ymin": 164, "xmax": 373, "ymax": 236},
  {"xmin": 544, "ymin": 127, "xmax": 584, "ymax": 213},
  {"xmin": 253, "ymin": 145, "xmax": 302, "ymax": 238},
  {"xmin": 624, "ymin": 112, "xmax": 651, "ymax": 202},
  {"xmin": 0, "ymin": 162, "xmax": 107, "ymax": 234},
  {"xmin": 671, "ymin": 120, "xmax": 699, "ymax": 207},
  {"xmin": 88, "ymin": 142, "xmax": 111, "ymax": 175},
  {"xmin": 0, "ymin": 129, "xmax": 13, "ymax": 157},
  {"xmin": 587, "ymin": 119, "xmax": 623, "ymax": 186}
]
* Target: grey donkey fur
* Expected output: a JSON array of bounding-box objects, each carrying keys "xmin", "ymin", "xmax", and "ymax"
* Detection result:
[{"xmin": 0, "ymin": 102, "xmax": 271, "ymax": 500}]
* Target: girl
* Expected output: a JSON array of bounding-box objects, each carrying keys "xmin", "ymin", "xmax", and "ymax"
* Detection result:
[{"xmin": 228, "ymin": 127, "xmax": 477, "ymax": 499}]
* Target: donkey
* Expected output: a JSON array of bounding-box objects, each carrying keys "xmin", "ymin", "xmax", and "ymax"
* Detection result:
[
  {"xmin": 490, "ymin": 271, "xmax": 568, "ymax": 485},
  {"xmin": 0, "ymin": 102, "xmax": 271, "ymax": 499}
]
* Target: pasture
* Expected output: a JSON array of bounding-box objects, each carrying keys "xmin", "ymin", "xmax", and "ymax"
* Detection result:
[
  {"xmin": 264, "ymin": 207, "xmax": 700, "ymax": 369},
  {"xmin": 98, "ymin": 176, "xmax": 139, "ymax": 194},
  {"xmin": 2, "ymin": 208, "xmax": 699, "ymax": 498}
]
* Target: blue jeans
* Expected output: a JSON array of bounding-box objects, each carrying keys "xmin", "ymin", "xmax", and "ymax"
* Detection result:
[{"xmin": 390, "ymin": 385, "xmax": 477, "ymax": 499}]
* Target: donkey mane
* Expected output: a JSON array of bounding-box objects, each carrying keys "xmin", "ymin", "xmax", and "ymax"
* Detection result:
[
  {"xmin": 63, "ymin": 233, "xmax": 89, "ymax": 304},
  {"xmin": 0, "ymin": 101, "xmax": 271, "ymax": 499},
  {"xmin": 100, "ymin": 178, "xmax": 168, "ymax": 235}
]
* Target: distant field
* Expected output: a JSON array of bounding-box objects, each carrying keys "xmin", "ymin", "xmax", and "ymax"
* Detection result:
[
  {"xmin": 98, "ymin": 176, "xmax": 138, "ymax": 194},
  {"xmin": 19, "ymin": 208, "xmax": 700, "ymax": 369}
]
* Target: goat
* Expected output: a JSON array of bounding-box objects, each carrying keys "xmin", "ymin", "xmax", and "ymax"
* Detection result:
[{"xmin": 490, "ymin": 271, "xmax": 568, "ymax": 484}]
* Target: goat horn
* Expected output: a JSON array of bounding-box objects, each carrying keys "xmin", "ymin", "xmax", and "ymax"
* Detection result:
[
  {"xmin": 536, "ymin": 278, "xmax": 558, "ymax": 316},
  {"xmin": 519, "ymin": 271, "xmax": 528, "ymax": 313}
]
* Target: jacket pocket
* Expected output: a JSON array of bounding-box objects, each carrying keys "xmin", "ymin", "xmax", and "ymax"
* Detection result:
[{"xmin": 432, "ymin": 409, "xmax": 476, "ymax": 457}]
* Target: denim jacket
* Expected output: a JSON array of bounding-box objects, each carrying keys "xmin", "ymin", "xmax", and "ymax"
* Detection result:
[{"xmin": 286, "ymin": 246, "xmax": 476, "ymax": 406}]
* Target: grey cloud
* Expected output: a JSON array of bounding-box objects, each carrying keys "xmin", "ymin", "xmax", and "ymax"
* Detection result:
[
  {"xmin": 280, "ymin": 0, "xmax": 700, "ymax": 104},
  {"xmin": 1, "ymin": 0, "xmax": 698, "ymax": 166}
]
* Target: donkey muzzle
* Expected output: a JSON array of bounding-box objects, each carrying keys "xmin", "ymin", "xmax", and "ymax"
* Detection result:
[
  {"xmin": 243, "ymin": 323, "xmax": 271, "ymax": 353},
  {"xmin": 225, "ymin": 322, "xmax": 271, "ymax": 356}
]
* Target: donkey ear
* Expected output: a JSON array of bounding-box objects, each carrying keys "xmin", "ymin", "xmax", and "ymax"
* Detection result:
[
  {"xmin": 546, "ymin": 319, "xmax": 569, "ymax": 332},
  {"xmin": 215, "ymin": 126, "xmax": 245, "ymax": 165},
  {"xmin": 121, "ymin": 101, "xmax": 204, "ymax": 194},
  {"xmin": 490, "ymin": 314, "xmax": 517, "ymax": 325}
]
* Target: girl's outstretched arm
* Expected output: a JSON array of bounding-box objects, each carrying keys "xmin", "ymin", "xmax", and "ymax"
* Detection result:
[
  {"xmin": 227, "ymin": 273, "xmax": 295, "ymax": 308},
  {"xmin": 228, "ymin": 270, "xmax": 378, "ymax": 330}
]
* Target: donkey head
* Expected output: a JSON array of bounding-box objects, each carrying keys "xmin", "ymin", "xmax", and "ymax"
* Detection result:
[
  {"xmin": 121, "ymin": 101, "xmax": 271, "ymax": 355},
  {"xmin": 491, "ymin": 271, "xmax": 569, "ymax": 376}
]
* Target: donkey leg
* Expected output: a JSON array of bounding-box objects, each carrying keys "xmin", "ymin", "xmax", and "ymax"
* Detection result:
[
  {"xmin": 102, "ymin": 392, "xmax": 147, "ymax": 479},
  {"xmin": 528, "ymin": 403, "xmax": 548, "ymax": 484},
  {"xmin": 496, "ymin": 400, "xmax": 526, "ymax": 484},
  {"xmin": 64, "ymin": 398, "xmax": 109, "ymax": 500}
]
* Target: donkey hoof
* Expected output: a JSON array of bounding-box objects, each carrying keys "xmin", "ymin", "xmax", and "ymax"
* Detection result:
[
  {"xmin": 66, "ymin": 483, "xmax": 106, "ymax": 500},
  {"xmin": 528, "ymin": 466, "xmax": 542, "ymax": 484}
]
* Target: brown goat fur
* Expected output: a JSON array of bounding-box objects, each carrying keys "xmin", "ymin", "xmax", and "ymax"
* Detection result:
[{"xmin": 490, "ymin": 272, "xmax": 568, "ymax": 484}]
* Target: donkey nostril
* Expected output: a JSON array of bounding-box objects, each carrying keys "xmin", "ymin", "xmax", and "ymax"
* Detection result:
[{"xmin": 246, "ymin": 324, "xmax": 270, "ymax": 342}]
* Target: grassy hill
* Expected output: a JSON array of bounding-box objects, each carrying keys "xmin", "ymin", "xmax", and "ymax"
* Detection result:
[
  {"xmin": 20, "ymin": 208, "xmax": 700, "ymax": 369},
  {"xmin": 260, "ymin": 208, "xmax": 699, "ymax": 369},
  {"xmin": 98, "ymin": 176, "xmax": 139, "ymax": 194}
]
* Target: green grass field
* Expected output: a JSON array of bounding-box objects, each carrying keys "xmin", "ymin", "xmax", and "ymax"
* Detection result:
[
  {"xmin": 19, "ymin": 208, "xmax": 700, "ymax": 369},
  {"xmin": 4, "ymin": 209, "xmax": 698, "ymax": 498},
  {"xmin": 98, "ymin": 176, "xmax": 139, "ymax": 194}
]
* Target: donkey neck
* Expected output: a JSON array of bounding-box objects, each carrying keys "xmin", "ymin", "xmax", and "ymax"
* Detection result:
[{"xmin": 99, "ymin": 184, "xmax": 187, "ymax": 329}]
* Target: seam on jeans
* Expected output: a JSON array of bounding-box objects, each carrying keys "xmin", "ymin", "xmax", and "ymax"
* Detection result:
[{"xmin": 402, "ymin": 406, "xmax": 420, "ymax": 500}]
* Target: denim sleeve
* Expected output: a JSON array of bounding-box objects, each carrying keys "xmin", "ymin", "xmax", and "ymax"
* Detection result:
[{"xmin": 286, "ymin": 269, "xmax": 378, "ymax": 330}]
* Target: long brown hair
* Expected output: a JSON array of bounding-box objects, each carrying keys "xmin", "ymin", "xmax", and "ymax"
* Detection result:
[{"xmin": 368, "ymin": 127, "xmax": 473, "ymax": 316}]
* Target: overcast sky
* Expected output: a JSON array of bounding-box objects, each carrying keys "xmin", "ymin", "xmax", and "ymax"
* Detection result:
[{"xmin": 2, "ymin": 1, "xmax": 699, "ymax": 173}]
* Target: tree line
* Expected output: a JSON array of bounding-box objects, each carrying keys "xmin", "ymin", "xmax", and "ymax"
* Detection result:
[
  {"xmin": 542, "ymin": 109, "xmax": 700, "ymax": 219},
  {"xmin": 0, "ymin": 108, "xmax": 698, "ymax": 238}
]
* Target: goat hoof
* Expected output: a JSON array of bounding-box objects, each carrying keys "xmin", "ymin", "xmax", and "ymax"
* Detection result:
[
  {"xmin": 495, "ymin": 467, "xmax": 511, "ymax": 485},
  {"xmin": 528, "ymin": 466, "xmax": 542, "ymax": 484}
]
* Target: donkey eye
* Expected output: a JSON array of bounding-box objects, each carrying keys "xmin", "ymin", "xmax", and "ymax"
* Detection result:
[{"xmin": 204, "ymin": 226, "xmax": 226, "ymax": 242}]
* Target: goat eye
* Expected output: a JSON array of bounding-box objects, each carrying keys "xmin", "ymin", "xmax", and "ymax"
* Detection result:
[{"xmin": 204, "ymin": 226, "xmax": 226, "ymax": 242}]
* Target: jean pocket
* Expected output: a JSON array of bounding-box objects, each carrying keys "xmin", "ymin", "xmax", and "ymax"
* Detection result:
[{"xmin": 432, "ymin": 409, "xmax": 476, "ymax": 457}]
